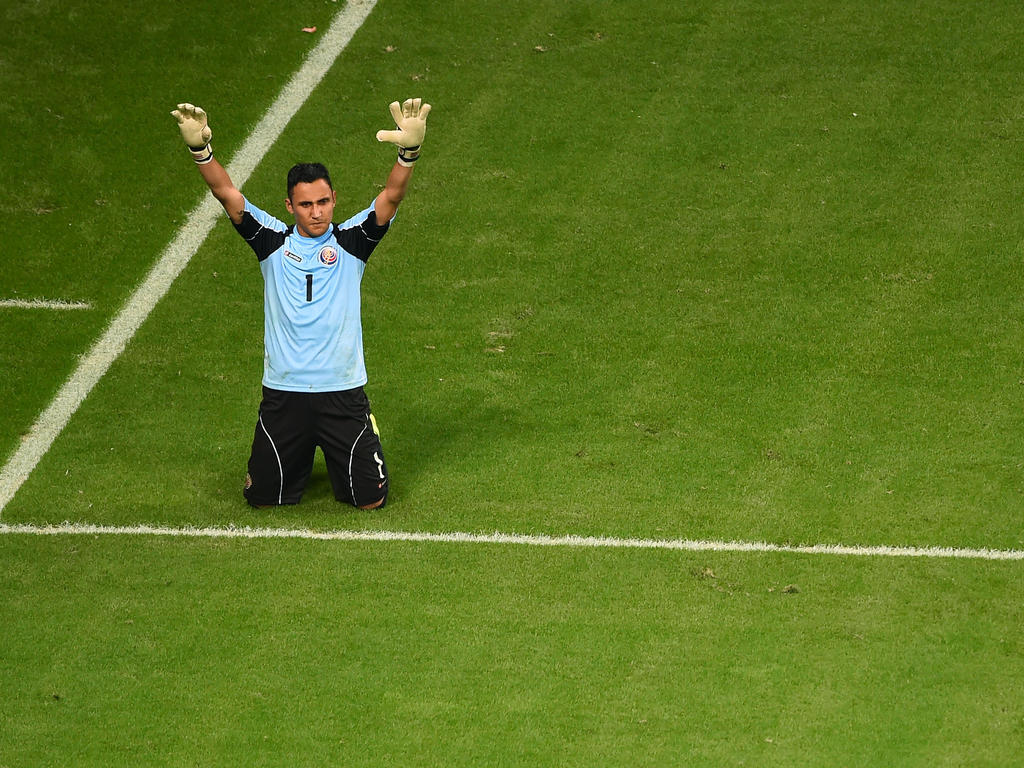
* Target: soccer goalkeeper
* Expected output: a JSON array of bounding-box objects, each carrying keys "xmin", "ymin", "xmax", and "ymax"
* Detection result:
[{"xmin": 171, "ymin": 98, "xmax": 431, "ymax": 509}]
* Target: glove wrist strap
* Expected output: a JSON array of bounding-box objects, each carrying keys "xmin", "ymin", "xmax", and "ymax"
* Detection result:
[
  {"xmin": 190, "ymin": 144, "xmax": 214, "ymax": 165},
  {"xmin": 397, "ymin": 145, "xmax": 420, "ymax": 167}
]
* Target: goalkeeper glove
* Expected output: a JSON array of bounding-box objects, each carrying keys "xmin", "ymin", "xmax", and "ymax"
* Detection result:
[
  {"xmin": 375, "ymin": 98, "xmax": 431, "ymax": 166},
  {"xmin": 171, "ymin": 103, "xmax": 214, "ymax": 164}
]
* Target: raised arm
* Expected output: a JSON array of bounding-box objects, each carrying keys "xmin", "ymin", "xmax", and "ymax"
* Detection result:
[
  {"xmin": 171, "ymin": 103, "xmax": 245, "ymax": 224},
  {"xmin": 374, "ymin": 161, "xmax": 414, "ymax": 226},
  {"xmin": 373, "ymin": 98, "xmax": 431, "ymax": 225}
]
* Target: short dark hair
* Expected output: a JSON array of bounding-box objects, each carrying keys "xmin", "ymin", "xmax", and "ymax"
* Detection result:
[{"xmin": 286, "ymin": 163, "xmax": 333, "ymax": 198}]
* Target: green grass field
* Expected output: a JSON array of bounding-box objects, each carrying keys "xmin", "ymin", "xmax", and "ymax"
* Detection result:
[{"xmin": 2, "ymin": 0, "xmax": 1023, "ymax": 764}]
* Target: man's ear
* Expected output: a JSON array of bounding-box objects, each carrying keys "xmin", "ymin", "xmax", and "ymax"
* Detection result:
[{"xmin": 284, "ymin": 197, "xmax": 294, "ymax": 215}]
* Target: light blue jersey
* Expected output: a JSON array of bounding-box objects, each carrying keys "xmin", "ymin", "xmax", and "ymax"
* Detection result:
[{"xmin": 233, "ymin": 198, "xmax": 391, "ymax": 392}]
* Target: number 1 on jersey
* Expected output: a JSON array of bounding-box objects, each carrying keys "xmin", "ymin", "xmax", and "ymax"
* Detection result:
[{"xmin": 306, "ymin": 274, "xmax": 313, "ymax": 302}]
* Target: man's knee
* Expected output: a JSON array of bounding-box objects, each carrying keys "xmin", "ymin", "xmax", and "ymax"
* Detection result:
[
  {"xmin": 244, "ymin": 472, "xmax": 300, "ymax": 507},
  {"xmin": 354, "ymin": 484, "xmax": 388, "ymax": 510}
]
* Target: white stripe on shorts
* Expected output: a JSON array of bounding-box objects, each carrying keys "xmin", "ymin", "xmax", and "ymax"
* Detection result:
[
  {"xmin": 348, "ymin": 423, "xmax": 369, "ymax": 506},
  {"xmin": 258, "ymin": 415, "xmax": 284, "ymax": 505}
]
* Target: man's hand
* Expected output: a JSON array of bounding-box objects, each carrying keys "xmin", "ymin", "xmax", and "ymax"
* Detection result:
[
  {"xmin": 171, "ymin": 103, "xmax": 214, "ymax": 164},
  {"xmin": 376, "ymin": 98, "xmax": 431, "ymax": 166}
]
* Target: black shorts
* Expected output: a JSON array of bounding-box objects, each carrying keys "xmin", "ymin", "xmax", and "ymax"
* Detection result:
[{"xmin": 243, "ymin": 386, "xmax": 389, "ymax": 508}]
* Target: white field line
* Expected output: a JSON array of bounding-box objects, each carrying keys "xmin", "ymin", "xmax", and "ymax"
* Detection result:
[
  {"xmin": 1, "ymin": 521, "xmax": 1022, "ymax": 561},
  {"xmin": 0, "ymin": 299, "xmax": 92, "ymax": 310},
  {"xmin": 0, "ymin": 0, "xmax": 377, "ymax": 516}
]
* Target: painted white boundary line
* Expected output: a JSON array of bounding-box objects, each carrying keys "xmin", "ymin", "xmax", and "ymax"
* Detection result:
[
  {"xmin": 0, "ymin": 0, "xmax": 378, "ymax": 515},
  {"xmin": 0, "ymin": 299, "xmax": 92, "ymax": 310},
  {"xmin": 1, "ymin": 522, "xmax": 1021, "ymax": 561}
]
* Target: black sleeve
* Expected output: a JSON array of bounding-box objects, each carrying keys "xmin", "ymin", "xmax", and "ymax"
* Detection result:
[
  {"xmin": 233, "ymin": 210, "xmax": 289, "ymax": 262},
  {"xmin": 334, "ymin": 212, "xmax": 390, "ymax": 263}
]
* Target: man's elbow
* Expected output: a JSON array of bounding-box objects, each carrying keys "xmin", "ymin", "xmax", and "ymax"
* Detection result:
[
  {"xmin": 384, "ymin": 187, "xmax": 407, "ymax": 208},
  {"xmin": 212, "ymin": 188, "xmax": 244, "ymax": 222}
]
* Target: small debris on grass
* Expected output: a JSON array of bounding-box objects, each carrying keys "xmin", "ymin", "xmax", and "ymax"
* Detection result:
[{"xmin": 302, "ymin": 26, "xmax": 317, "ymax": 33}]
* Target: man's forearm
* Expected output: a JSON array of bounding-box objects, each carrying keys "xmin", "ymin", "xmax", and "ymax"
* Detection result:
[
  {"xmin": 383, "ymin": 161, "xmax": 414, "ymax": 206},
  {"xmin": 198, "ymin": 157, "xmax": 232, "ymax": 201},
  {"xmin": 196, "ymin": 157, "xmax": 245, "ymax": 223},
  {"xmin": 374, "ymin": 161, "xmax": 414, "ymax": 224}
]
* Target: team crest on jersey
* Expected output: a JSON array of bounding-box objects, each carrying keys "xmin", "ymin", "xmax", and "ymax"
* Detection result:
[
  {"xmin": 318, "ymin": 246, "xmax": 338, "ymax": 266},
  {"xmin": 284, "ymin": 250, "xmax": 302, "ymax": 263}
]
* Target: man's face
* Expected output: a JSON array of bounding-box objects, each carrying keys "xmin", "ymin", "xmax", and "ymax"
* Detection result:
[{"xmin": 285, "ymin": 179, "xmax": 336, "ymax": 238}]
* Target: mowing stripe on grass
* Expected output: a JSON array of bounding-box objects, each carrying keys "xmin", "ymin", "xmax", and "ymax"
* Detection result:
[
  {"xmin": 1, "ymin": 522, "xmax": 1021, "ymax": 561},
  {"xmin": 0, "ymin": 0, "xmax": 377, "ymax": 516}
]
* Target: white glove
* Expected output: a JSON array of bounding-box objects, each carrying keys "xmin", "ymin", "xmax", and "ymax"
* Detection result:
[
  {"xmin": 375, "ymin": 98, "xmax": 431, "ymax": 166},
  {"xmin": 171, "ymin": 103, "xmax": 214, "ymax": 164}
]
